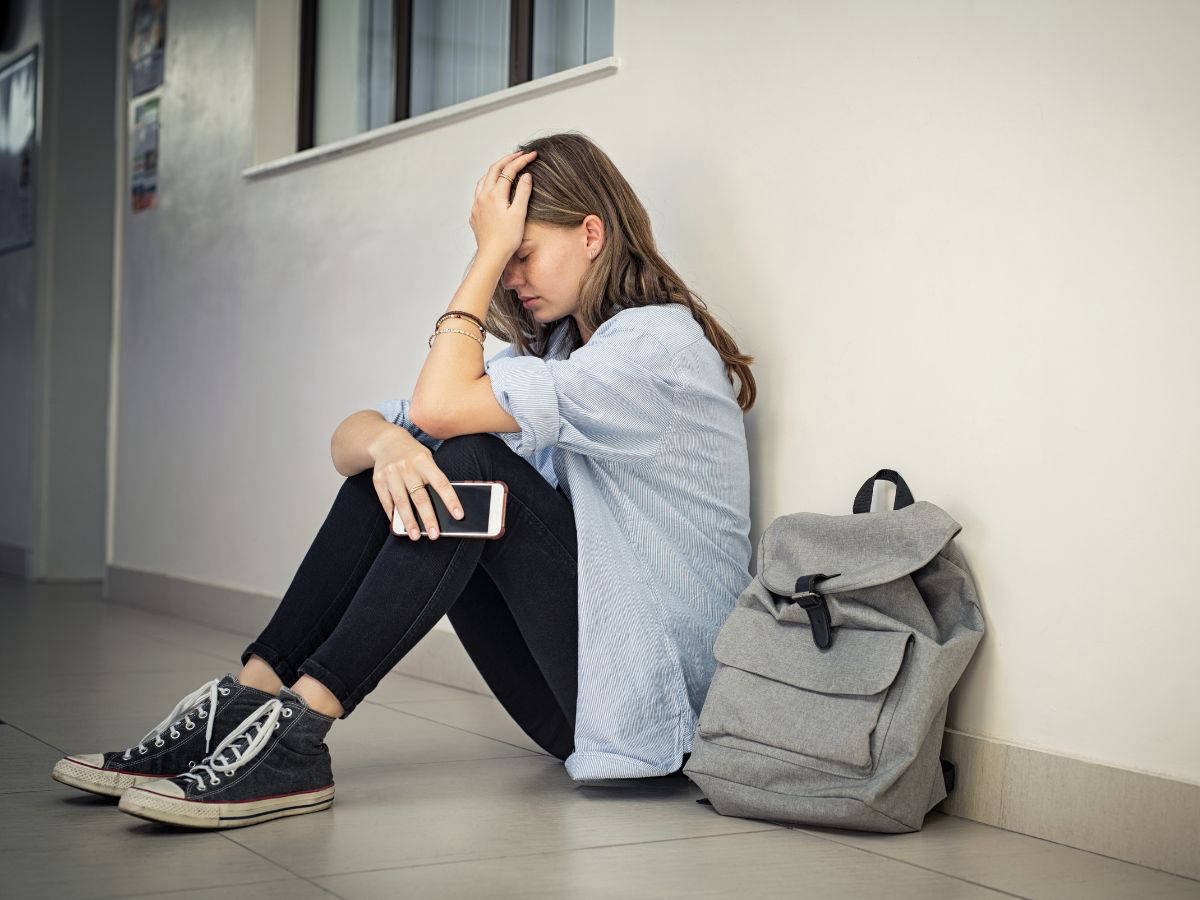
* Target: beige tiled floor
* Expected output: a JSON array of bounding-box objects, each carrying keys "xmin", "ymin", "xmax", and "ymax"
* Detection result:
[{"xmin": 3, "ymin": 579, "xmax": 1198, "ymax": 899}]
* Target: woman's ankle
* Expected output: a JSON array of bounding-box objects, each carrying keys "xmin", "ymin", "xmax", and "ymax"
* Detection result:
[
  {"xmin": 291, "ymin": 675, "xmax": 345, "ymax": 719},
  {"xmin": 236, "ymin": 655, "xmax": 284, "ymax": 695}
]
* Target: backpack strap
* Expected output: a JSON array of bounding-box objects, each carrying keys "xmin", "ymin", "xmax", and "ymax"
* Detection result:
[
  {"xmin": 790, "ymin": 573, "xmax": 841, "ymax": 650},
  {"xmin": 852, "ymin": 468, "xmax": 917, "ymax": 514}
]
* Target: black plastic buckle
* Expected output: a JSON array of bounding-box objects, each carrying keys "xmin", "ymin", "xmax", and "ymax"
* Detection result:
[{"xmin": 791, "ymin": 573, "xmax": 840, "ymax": 650}]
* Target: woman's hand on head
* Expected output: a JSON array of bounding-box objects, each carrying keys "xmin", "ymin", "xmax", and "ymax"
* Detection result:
[
  {"xmin": 368, "ymin": 427, "xmax": 464, "ymax": 541},
  {"xmin": 469, "ymin": 149, "xmax": 536, "ymax": 261}
]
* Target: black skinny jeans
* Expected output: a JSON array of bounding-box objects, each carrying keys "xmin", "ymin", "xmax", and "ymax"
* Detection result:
[{"xmin": 241, "ymin": 433, "xmax": 580, "ymax": 760}]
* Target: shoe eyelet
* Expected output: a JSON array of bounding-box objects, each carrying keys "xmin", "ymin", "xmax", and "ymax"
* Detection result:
[
  {"xmin": 154, "ymin": 738, "xmax": 165, "ymax": 747},
  {"xmin": 219, "ymin": 687, "xmax": 230, "ymax": 695},
  {"xmin": 210, "ymin": 777, "xmax": 221, "ymax": 786},
  {"xmin": 188, "ymin": 760, "xmax": 196, "ymax": 768},
  {"xmin": 169, "ymin": 729, "xmax": 180, "ymax": 739},
  {"xmin": 122, "ymin": 752, "xmax": 131, "ymax": 761},
  {"xmin": 198, "ymin": 709, "xmax": 208, "ymax": 718},
  {"xmin": 273, "ymin": 721, "xmax": 280, "ymax": 730},
  {"xmin": 196, "ymin": 783, "xmax": 206, "ymax": 792},
  {"xmin": 138, "ymin": 747, "xmax": 147, "ymax": 755},
  {"xmin": 282, "ymin": 708, "xmax": 293, "ymax": 717},
  {"xmin": 185, "ymin": 721, "xmax": 195, "ymax": 730}
]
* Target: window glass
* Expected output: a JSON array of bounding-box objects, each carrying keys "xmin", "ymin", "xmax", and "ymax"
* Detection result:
[
  {"xmin": 410, "ymin": 0, "xmax": 511, "ymax": 119},
  {"xmin": 303, "ymin": 0, "xmax": 615, "ymax": 149},
  {"xmin": 314, "ymin": 0, "xmax": 396, "ymax": 146},
  {"xmin": 531, "ymin": 0, "xmax": 613, "ymax": 79}
]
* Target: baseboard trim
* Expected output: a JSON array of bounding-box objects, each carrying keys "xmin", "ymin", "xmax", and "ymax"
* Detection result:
[
  {"xmin": 0, "ymin": 542, "xmax": 30, "ymax": 579},
  {"xmin": 104, "ymin": 564, "xmax": 1198, "ymax": 879},
  {"xmin": 104, "ymin": 564, "xmax": 495, "ymax": 695},
  {"xmin": 937, "ymin": 730, "xmax": 1199, "ymax": 880}
]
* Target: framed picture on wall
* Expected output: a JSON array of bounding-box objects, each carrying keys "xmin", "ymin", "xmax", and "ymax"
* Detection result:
[
  {"xmin": 0, "ymin": 46, "xmax": 36, "ymax": 255},
  {"xmin": 129, "ymin": 0, "xmax": 166, "ymax": 96},
  {"xmin": 131, "ymin": 96, "xmax": 159, "ymax": 212}
]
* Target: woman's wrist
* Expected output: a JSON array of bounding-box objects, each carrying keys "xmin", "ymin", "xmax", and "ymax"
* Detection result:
[
  {"xmin": 366, "ymin": 420, "xmax": 409, "ymax": 461},
  {"xmin": 473, "ymin": 246, "xmax": 511, "ymax": 274}
]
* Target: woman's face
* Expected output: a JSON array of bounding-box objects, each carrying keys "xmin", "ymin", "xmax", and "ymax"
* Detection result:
[{"xmin": 501, "ymin": 217, "xmax": 603, "ymax": 340}]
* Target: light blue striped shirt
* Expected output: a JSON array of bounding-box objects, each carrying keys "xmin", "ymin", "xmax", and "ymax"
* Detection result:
[{"xmin": 376, "ymin": 302, "xmax": 753, "ymax": 780}]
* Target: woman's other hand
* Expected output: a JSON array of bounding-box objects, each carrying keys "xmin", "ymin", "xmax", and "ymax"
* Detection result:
[
  {"xmin": 368, "ymin": 428, "xmax": 464, "ymax": 540},
  {"xmin": 469, "ymin": 149, "xmax": 536, "ymax": 261}
]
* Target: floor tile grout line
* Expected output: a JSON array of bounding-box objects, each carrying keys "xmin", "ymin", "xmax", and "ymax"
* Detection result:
[
  {"xmin": 795, "ymin": 812, "xmax": 1200, "ymax": 888},
  {"xmin": 91, "ymin": 593, "xmax": 260, "ymax": 640},
  {"xmin": 305, "ymin": 878, "xmax": 347, "ymax": 899},
  {"xmin": 14, "ymin": 589, "xmax": 249, "ymax": 642},
  {"xmin": 218, "ymin": 832, "xmax": 346, "ymax": 898},
  {"xmin": 928, "ymin": 818, "xmax": 1200, "ymax": 885},
  {"xmin": 361, "ymin": 700, "xmax": 547, "ymax": 757},
  {"xmin": 0, "ymin": 786, "xmax": 71, "ymax": 795},
  {"xmin": 786, "ymin": 826, "xmax": 1033, "ymax": 899},
  {"xmin": 106, "ymin": 876, "xmax": 306, "ymax": 900},
  {"xmin": 374, "ymin": 696, "xmax": 487, "ymax": 710},
  {"xmin": 0, "ymin": 664, "xmax": 237, "ymax": 682},
  {"xmin": 334, "ymin": 751, "xmax": 545, "ymax": 775},
  {"xmin": 1, "ymin": 718, "xmax": 67, "ymax": 754},
  {"xmin": 146, "ymin": 637, "xmax": 243, "ymax": 666},
  {"xmin": 377, "ymin": 670, "xmax": 492, "ymax": 696},
  {"xmin": 307, "ymin": 827, "xmax": 785, "ymax": 881}
]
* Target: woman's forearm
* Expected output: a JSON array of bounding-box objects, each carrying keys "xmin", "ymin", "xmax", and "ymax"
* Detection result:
[
  {"xmin": 410, "ymin": 250, "xmax": 507, "ymax": 426},
  {"xmin": 330, "ymin": 410, "xmax": 409, "ymax": 477}
]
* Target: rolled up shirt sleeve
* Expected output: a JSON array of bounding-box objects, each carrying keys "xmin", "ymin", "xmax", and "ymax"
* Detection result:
[
  {"xmin": 373, "ymin": 397, "xmax": 444, "ymax": 452},
  {"xmin": 484, "ymin": 323, "xmax": 679, "ymax": 464}
]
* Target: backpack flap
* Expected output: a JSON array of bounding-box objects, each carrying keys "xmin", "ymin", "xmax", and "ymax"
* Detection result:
[
  {"xmin": 752, "ymin": 501, "xmax": 963, "ymax": 645},
  {"xmin": 705, "ymin": 604, "xmax": 914, "ymax": 772}
]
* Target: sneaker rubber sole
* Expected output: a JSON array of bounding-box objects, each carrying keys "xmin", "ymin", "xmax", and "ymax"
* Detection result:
[
  {"xmin": 51, "ymin": 755, "xmax": 171, "ymax": 798},
  {"xmin": 117, "ymin": 782, "xmax": 335, "ymax": 829}
]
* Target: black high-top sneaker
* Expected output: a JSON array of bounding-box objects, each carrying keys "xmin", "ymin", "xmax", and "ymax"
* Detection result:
[
  {"xmin": 51, "ymin": 674, "xmax": 280, "ymax": 798},
  {"xmin": 117, "ymin": 685, "xmax": 335, "ymax": 829}
]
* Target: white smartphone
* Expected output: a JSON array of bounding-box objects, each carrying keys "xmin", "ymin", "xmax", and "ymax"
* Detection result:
[{"xmin": 392, "ymin": 480, "xmax": 508, "ymax": 540}]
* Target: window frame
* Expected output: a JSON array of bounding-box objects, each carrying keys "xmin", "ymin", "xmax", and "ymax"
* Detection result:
[{"xmin": 296, "ymin": 0, "xmax": 535, "ymax": 153}]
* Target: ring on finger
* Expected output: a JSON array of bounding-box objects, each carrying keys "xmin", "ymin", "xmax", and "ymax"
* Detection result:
[
  {"xmin": 405, "ymin": 482, "xmax": 439, "ymax": 538},
  {"xmin": 399, "ymin": 484, "xmax": 425, "ymax": 538}
]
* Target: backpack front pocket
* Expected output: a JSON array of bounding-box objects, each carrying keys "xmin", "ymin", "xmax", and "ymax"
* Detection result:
[{"xmin": 699, "ymin": 605, "xmax": 912, "ymax": 774}]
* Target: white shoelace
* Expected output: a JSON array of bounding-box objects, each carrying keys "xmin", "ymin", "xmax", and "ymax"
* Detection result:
[
  {"xmin": 178, "ymin": 697, "xmax": 292, "ymax": 792},
  {"xmin": 122, "ymin": 677, "xmax": 228, "ymax": 761}
]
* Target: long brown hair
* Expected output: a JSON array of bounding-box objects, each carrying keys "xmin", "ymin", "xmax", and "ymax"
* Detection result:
[{"xmin": 480, "ymin": 131, "xmax": 756, "ymax": 412}]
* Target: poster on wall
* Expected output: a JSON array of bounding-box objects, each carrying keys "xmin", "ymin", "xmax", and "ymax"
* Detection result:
[
  {"xmin": 131, "ymin": 97, "xmax": 159, "ymax": 212},
  {"xmin": 129, "ymin": 0, "xmax": 167, "ymax": 96},
  {"xmin": 0, "ymin": 47, "xmax": 37, "ymax": 255}
]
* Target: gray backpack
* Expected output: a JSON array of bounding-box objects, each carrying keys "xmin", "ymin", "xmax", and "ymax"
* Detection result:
[{"xmin": 683, "ymin": 469, "xmax": 985, "ymax": 833}]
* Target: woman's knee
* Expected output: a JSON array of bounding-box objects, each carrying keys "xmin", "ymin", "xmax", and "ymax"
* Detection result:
[
  {"xmin": 343, "ymin": 466, "xmax": 379, "ymax": 497},
  {"xmin": 430, "ymin": 433, "xmax": 506, "ymax": 476},
  {"xmin": 434, "ymin": 433, "xmax": 502, "ymax": 457},
  {"xmin": 334, "ymin": 467, "xmax": 389, "ymax": 522}
]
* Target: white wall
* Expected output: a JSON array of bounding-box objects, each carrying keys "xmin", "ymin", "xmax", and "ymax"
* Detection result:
[{"xmin": 111, "ymin": 0, "xmax": 1200, "ymax": 786}]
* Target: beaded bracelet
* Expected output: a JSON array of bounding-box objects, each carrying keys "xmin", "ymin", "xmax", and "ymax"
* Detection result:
[
  {"xmin": 428, "ymin": 327, "xmax": 485, "ymax": 349},
  {"xmin": 429, "ymin": 310, "xmax": 486, "ymax": 348},
  {"xmin": 436, "ymin": 310, "xmax": 486, "ymax": 335}
]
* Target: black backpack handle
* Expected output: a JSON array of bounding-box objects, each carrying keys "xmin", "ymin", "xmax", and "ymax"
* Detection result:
[{"xmin": 852, "ymin": 469, "xmax": 916, "ymax": 514}]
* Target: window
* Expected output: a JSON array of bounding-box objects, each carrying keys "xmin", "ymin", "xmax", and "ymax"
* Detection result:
[{"xmin": 297, "ymin": 0, "xmax": 614, "ymax": 152}]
